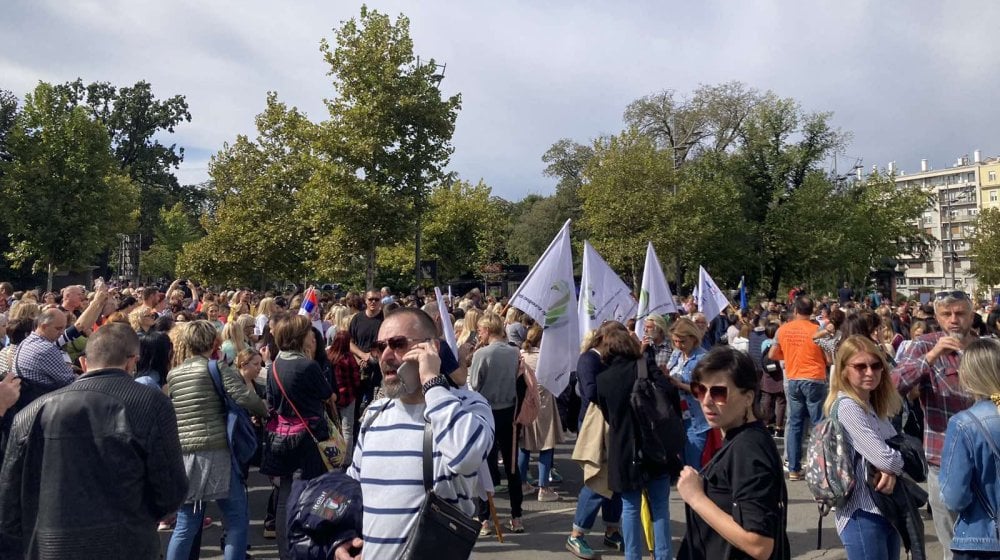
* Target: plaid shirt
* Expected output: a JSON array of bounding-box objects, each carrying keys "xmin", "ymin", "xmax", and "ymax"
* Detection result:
[
  {"xmin": 13, "ymin": 332, "xmax": 76, "ymax": 390},
  {"xmin": 650, "ymin": 341, "xmax": 672, "ymax": 373},
  {"xmin": 892, "ymin": 330, "xmax": 974, "ymax": 467}
]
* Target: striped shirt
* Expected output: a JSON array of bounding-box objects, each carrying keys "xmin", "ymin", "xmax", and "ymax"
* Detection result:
[
  {"xmin": 833, "ymin": 393, "xmax": 903, "ymax": 533},
  {"xmin": 349, "ymin": 386, "xmax": 494, "ymax": 559}
]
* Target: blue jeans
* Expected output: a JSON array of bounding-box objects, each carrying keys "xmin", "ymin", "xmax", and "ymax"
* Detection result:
[
  {"xmin": 685, "ymin": 429, "xmax": 708, "ymax": 469},
  {"xmin": 518, "ymin": 448, "xmax": 554, "ymax": 487},
  {"xmin": 621, "ymin": 476, "xmax": 672, "ymax": 560},
  {"xmin": 840, "ymin": 510, "xmax": 900, "ymax": 560},
  {"xmin": 166, "ymin": 462, "xmax": 249, "ymax": 560},
  {"xmin": 573, "ymin": 484, "xmax": 622, "ymax": 533},
  {"xmin": 786, "ymin": 379, "xmax": 828, "ymax": 472}
]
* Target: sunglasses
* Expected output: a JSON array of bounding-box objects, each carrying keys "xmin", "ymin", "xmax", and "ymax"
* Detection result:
[
  {"xmin": 371, "ymin": 336, "xmax": 430, "ymax": 353},
  {"xmin": 849, "ymin": 361, "xmax": 884, "ymax": 373},
  {"xmin": 367, "ymin": 297, "xmax": 381, "ymax": 303},
  {"xmin": 935, "ymin": 290, "xmax": 969, "ymax": 301},
  {"xmin": 691, "ymin": 382, "xmax": 729, "ymax": 404}
]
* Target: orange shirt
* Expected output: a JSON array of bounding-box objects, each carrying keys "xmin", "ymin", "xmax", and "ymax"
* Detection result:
[{"xmin": 772, "ymin": 318, "xmax": 827, "ymax": 382}]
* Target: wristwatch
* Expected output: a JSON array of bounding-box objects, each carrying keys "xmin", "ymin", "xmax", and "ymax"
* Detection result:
[{"xmin": 421, "ymin": 374, "xmax": 449, "ymax": 393}]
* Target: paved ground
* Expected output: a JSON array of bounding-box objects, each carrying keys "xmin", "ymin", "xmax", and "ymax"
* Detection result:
[{"xmin": 168, "ymin": 436, "xmax": 942, "ymax": 559}]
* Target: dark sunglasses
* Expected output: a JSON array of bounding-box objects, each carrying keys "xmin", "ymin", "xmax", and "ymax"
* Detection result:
[
  {"xmin": 691, "ymin": 382, "xmax": 729, "ymax": 404},
  {"xmin": 935, "ymin": 290, "xmax": 969, "ymax": 301},
  {"xmin": 367, "ymin": 297, "xmax": 381, "ymax": 302},
  {"xmin": 371, "ymin": 336, "xmax": 430, "ymax": 353},
  {"xmin": 849, "ymin": 361, "xmax": 884, "ymax": 373}
]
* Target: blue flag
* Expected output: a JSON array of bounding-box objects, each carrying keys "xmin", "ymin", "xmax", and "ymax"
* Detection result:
[{"xmin": 739, "ymin": 276, "xmax": 748, "ymax": 310}]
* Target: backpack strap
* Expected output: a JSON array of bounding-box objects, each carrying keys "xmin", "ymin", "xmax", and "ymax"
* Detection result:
[{"xmin": 637, "ymin": 356, "xmax": 649, "ymax": 380}]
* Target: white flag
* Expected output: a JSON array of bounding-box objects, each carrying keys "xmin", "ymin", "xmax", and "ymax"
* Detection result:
[
  {"xmin": 634, "ymin": 242, "xmax": 678, "ymax": 339},
  {"xmin": 434, "ymin": 287, "xmax": 458, "ymax": 358},
  {"xmin": 697, "ymin": 265, "xmax": 732, "ymax": 324},
  {"xmin": 579, "ymin": 240, "xmax": 637, "ymax": 339},
  {"xmin": 508, "ymin": 220, "xmax": 579, "ymax": 396}
]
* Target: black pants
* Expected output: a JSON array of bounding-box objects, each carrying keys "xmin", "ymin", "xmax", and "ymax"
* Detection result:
[{"xmin": 479, "ymin": 406, "xmax": 523, "ymax": 519}]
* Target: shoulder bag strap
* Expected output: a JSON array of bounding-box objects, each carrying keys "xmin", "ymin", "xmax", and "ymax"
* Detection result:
[
  {"xmin": 272, "ymin": 359, "xmax": 320, "ymax": 444},
  {"xmin": 206, "ymin": 359, "xmax": 227, "ymax": 403},
  {"xmin": 963, "ymin": 410, "xmax": 1000, "ymax": 529},
  {"xmin": 422, "ymin": 420, "xmax": 434, "ymax": 492},
  {"xmin": 637, "ymin": 355, "xmax": 649, "ymax": 380}
]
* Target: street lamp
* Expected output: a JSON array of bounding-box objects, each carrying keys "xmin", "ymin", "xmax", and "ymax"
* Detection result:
[{"xmin": 942, "ymin": 187, "xmax": 973, "ymax": 291}]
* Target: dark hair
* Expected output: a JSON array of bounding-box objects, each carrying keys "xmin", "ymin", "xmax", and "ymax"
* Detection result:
[
  {"xmin": 764, "ymin": 322, "xmax": 779, "ymax": 339},
  {"xmin": 7, "ymin": 318, "xmax": 34, "ymax": 345},
  {"xmin": 829, "ymin": 309, "xmax": 846, "ymax": 330},
  {"xmin": 595, "ymin": 325, "xmax": 641, "ymax": 362},
  {"xmin": 152, "ymin": 315, "xmax": 175, "ymax": 333},
  {"xmin": 261, "ymin": 328, "xmax": 278, "ymax": 362},
  {"xmin": 137, "ymin": 331, "xmax": 172, "ymax": 387},
  {"xmin": 843, "ymin": 311, "xmax": 879, "ymax": 339},
  {"xmin": 311, "ymin": 327, "xmax": 328, "ymax": 366},
  {"xmin": 692, "ymin": 346, "xmax": 761, "ymax": 419},
  {"xmin": 117, "ymin": 295, "xmax": 137, "ymax": 312},
  {"xmin": 327, "ymin": 330, "xmax": 352, "ymax": 363},
  {"xmin": 794, "ymin": 296, "xmax": 815, "ymax": 316}
]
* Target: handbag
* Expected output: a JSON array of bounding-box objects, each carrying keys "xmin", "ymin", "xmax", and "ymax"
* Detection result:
[
  {"xmin": 206, "ymin": 360, "xmax": 259, "ymax": 477},
  {"xmin": 272, "ymin": 359, "xmax": 348, "ymax": 471},
  {"xmin": 399, "ymin": 422, "xmax": 480, "ymax": 560}
]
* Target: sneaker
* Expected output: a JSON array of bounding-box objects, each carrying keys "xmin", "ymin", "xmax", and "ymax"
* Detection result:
[
  {"xmin": 538, "ymin": 487, "xmax": 560, "ymax": 502},
  {"xmin": 565, "ymin": 535, "xmax": 599, "ymax": 560},
  {"xmin": 603, "ymin": 530, "xmax": 624, "ymax": 551},
  {"xmin": 521, "ymin": 482, "xmax": 536, "ymax": 495},
  {"xmin": 157, "ymin": 519, "xmax": 174, "ymax": 532},
  {"xmin": 548, "ymin": 468, "xmax": 563, "ymax": 484},
  {"xmin": 507, "ymin": 517, "xmax": 525, "ymax": 533},
  {"xmin": 262, "ymin": 523, "xmax": 276, "ymax": 539},
  {"xmin": 788, "ymin": 471, "xmax": 803, "ymax": 481},
  {"xmin": 494, "ymin": 482, "xmax": 508, "ymax": 494},
  {"xmin": 479, "ymin": 520, "xmax": 493, "ymax": 537}
]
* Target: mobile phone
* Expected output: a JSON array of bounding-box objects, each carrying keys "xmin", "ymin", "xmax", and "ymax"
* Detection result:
[{"xmin": 397, "ymin": 361, "xmax": 421, "ymax": 395}]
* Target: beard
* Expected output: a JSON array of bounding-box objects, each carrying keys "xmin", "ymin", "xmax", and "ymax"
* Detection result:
[{"xmin": 382, "ymin": 375, "xmax": 405, "ymax": 399}]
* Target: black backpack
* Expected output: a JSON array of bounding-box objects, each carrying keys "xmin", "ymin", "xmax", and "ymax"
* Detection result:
[{"xmin": 629, "ymin": 358, "xmax": 686, "ymax": 476}]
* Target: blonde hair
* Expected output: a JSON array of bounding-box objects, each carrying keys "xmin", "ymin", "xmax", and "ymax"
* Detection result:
[
  {"xmin": 257, "ymin": 297, "xmax": 276, "ymax": 318},
  {"xmin": 326, "ymin": 305, "xmax": 350, "ymax": 332},
  {"xmin": 825, "ymin": 335, "xmax": 902, "ymax": 419},
  {"xmin": 478, "ymin": 312, "xmax": 506, "ymax": 339},
  {"xmin": 222, "ymin": 314, "xmax": 254, "ymax": 350},
  {"xmin": 959, "ymin": 338, "xmax": 1000, "ymax": 414},
  {"xmin": 172, "ymin": 320, "xmax": 219, "ymax": 366},
  {"xmin": 128, "ymin": 308, "xmax": 145, "ymax": 332},
  {"xmin": 457, "ymin": 308, "xmax": 482, "ymax": 346},
  {"xmin": 9, "ymin": 302, "xmax": 39, "ymax": 322},
  {"xmin": 670, "ymin": 317, "xmax": 704, "ymax": 345}
]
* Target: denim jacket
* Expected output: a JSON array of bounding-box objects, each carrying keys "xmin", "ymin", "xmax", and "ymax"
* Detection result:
[
  {"xmin": 940, "ymin": 399, "xmax": 1000, "ymax": 552},
  {"xmin": 666, "ymin": 346, "xmax": 710, "ymax": 435}
]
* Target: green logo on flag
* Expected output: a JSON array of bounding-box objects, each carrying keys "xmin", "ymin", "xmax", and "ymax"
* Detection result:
[
  {"xmin": 637, "ymin": 288, "xmax": 649, "ymax": 316},
  {"xmin": 544, "ymin": 280, "xmax": 572, "ymax": 328}
]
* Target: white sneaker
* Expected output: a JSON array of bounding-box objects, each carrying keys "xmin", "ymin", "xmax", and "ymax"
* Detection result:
[{"xmin": 538, "ymin": 487, "xmax": 560, "ymax": 502}]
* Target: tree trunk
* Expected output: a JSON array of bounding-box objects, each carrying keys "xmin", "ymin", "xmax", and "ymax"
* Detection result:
[
  {"xmin": 47, "ymin": 262, "xmax": 53, "ymax": 293},
  {"xmin": 767, "ymin": 261, "xmax": 783, "ymax": 301}
]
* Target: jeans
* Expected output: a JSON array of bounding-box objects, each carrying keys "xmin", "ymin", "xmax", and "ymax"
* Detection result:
[
  {"xmin": 518, "ymin": 448, "xmax": 554, "ymax": 488},
  {"xmin": 621, "ymin": 476, "xmax": 672, "ymax": 560},
  {"xmin": 166, "ymin": 462, "xmax": 249, "ymax": 560},
  {"xmin": 686, "ymin": 429, "xmax": 708, "ymax": 469},
  {"xmin": 338, "ymin": 400, "xmax": 357, "ymax": 467},
  {"xmin": 785, "ymin": 379, "xmax": 828, "ymax": 472},
  {"xmin": 840, "ymin": 510, "xmax": 900, "ymax": 560},
  {"xmin": 573, "ymin": 484, "xmax": 622, "ymax": 533},
  {"xmin": 928, "ymin": 466, "xmax": 957, "ymax": 560}
]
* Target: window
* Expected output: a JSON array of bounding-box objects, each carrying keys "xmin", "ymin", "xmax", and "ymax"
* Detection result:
[
  {"xmin": 990, "ymin": 171, "xmax": 997, "ymax": 182},
  {"xmin": 927, "ymin": 278, "xmax": 938, "ymax": 286},
  {"xmin": 910, "ymin": 277, "xmax": 924, "ymax": 286},
  {"xmin": 992, "ymin": 189, "xmax": 998, "ymax": 202},
  {"xmin": 926, "ymin": 260, "xmax": 935, "ymax": 273}
]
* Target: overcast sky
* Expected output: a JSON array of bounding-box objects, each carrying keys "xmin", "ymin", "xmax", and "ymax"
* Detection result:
[{"xmin": 3, "ymin": 1, "xmax": 998, "ymax": 201}]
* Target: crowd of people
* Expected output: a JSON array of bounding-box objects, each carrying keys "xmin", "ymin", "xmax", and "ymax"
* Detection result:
[{"xmin": 0, "ymin": 278, "xmax": 998, "ymax": 560}]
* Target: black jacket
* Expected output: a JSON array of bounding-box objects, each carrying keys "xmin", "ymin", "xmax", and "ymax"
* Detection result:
[
  {"xmin": 0, "ymin": 369, "xmax": 188, "ymax": 560},
  {"xmin": 870, "ymin": 434, "xmax": 928, "ymax": 560}
]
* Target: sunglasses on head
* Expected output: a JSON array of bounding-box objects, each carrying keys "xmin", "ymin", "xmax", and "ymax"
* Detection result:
[
  {"xmin": 935, "ymin": 290, "xmax": 969, "ymax": 301},
  {"xmin": 691, "ymin": 382, "xmax": 729, "ymax": 404},
  {"xmin": 371, "ymin": 336, "xmax": 430, "ymax": 353}
]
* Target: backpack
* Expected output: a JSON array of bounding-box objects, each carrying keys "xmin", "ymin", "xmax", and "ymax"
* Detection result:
[
  {"xmin": 804, "ymin": 397, "xmax": 855, "ymax": 515},
  {"xmin": 629, "ymin": 358, "xmax": 686, "ymax": 476},
  {"xmin": 515, "ymin": 353, "xmax": 540, "ymax": 426},
  {"xmin": 762, "ymin": 354, "xmax": 783, "ymax": 381}
]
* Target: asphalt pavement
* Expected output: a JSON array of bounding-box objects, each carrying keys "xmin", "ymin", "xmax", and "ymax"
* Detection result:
[{"xmin": 168, "ymin": 435, "xmax": 943, "ymax": 559}]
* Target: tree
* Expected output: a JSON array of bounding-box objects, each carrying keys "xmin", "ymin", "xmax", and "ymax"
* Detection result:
[
  {"xmin": 580, "ymin": 129, "xmax": 676, "ymax": 287},
  {"xmin": 51, "ymin": 79, "xmax": 192, "ymax": 242},
  {"xmin": 970, "ymin": 207, "xmax": 1000, "ymax": 289},
  {"xmin": 0, "ymin": 82, "xmax": 139, "ymax": 289},
  {"xmin": 319, "ymin": 6, "xmax": 461, "ymax": 288},
  {"xmin": 177, "ymin": 93, "xmax": 316, "ymax": 287},
  {"xmin": 140, "ymin": 202, "xmax": 203, "ymax": 279},
  {"xmin": 0, "ymin": 90, "xmax": 17, "ymax": 167}
]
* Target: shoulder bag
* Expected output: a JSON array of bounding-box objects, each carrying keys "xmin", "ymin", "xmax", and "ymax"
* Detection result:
[
  {"xmin": 399, "ymin": 422, "xmax": 480, "ymax": 560},
  {"xmin": 272, "ymin": 359, "xmax": 347, "ymax": 471},
  {"xmin": 207, "ymin": 360, "xmax": 259, "ymax": 478}
]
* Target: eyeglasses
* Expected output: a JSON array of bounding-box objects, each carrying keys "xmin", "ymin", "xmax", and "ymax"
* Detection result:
[
  {"xmin": 371, "ymin": 336, "xmax": 431, "ymax": 353},
  {"xmin": 935, "ymin": 291, "xmax": 969, "ymax": 301},
  {"xmin": 367, "ymin": 297, "xmax": 381, "ymax": 303},
  {"xmin": 849, "ymin": 361, "xmax": 884, "ymax": 373},
  {"xmin": 691, "ymin": 382, "xmax": 729, "ymax": 405}
]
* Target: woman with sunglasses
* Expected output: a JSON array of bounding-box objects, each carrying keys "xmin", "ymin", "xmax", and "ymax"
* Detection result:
[
  {"xmin": 594, "ymin": 323, "xmax": 681, "ymax": 560},
  {"xmin": 677, "ymin": 347, "xmax": 789, "ymax": 560},
  {"xmin": 826, "ymin": 335, "xmax": 905, "ymax": 560},
  {"xmin": 940, "ymin": 338, "xmax": 1000, "ymax": 559}
]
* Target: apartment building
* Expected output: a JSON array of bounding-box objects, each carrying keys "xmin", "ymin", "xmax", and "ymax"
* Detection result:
[{"xmin": 893, "ymin": 153, "xmax": 982, "ymax": 297}]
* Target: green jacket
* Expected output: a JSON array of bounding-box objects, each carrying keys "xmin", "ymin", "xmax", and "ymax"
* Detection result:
[{"xmin": 166, "ymin": 356, "xmax": 267, "ymax": 454}]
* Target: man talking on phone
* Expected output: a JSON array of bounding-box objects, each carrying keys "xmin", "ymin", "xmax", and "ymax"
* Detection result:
[
  {"xmin": 337, "ymin": 308, "xmax": 494, "ymax": 559},
  {"xmin": 893, "ymin": 290, "xmax": 976, "ymax": 560}
]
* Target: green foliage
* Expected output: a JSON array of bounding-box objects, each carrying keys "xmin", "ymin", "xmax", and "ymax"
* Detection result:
[
  {"xmin": 0, "ymin": 82, "xmax": 139, "ymax": 275},
  {"xmin": 319, "ymin": 5, "xmax": 460, "ymax": 288},
  {"xmin": 970, "ymin": 207, "xmax": 1000, "ymax": 288},
  {"xmin": 177, "ymin": 93, "xmax": 316, "ymax": 286},
  {"xmin": 140, "ymin": 202, "xmax": 204, "ymax": 279}
]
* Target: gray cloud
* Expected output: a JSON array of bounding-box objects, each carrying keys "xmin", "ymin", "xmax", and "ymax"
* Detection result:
[{"xmin": 3, "ymin": 0, "xmax": 1000, "ymax": 199}]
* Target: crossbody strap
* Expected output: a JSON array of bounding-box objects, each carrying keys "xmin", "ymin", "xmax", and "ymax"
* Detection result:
[
  {"xmin": 272, "ymin": 359, "xmax": 320, "ymax": 444},
  {"xmin": 422, "ymin": 421, "xmax": 434, "ymax": 492},
  {"xmin": 206, "ymin": 359, "xmax": 227, "ymax": 405},
  {"xmin": 963, "ymin": 409, "xmax": 1000, "ymax": 526}
]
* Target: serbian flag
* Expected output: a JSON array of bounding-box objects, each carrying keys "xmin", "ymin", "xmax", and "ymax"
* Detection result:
[{"xmin": 299, "ymin": 287, "xmax": 320, "ymax": 319}]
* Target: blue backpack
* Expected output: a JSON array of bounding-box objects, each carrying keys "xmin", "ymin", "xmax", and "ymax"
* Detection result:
[{"xmin": 207, "ymin": 360, "xmax": 259, "ymax": 477}]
